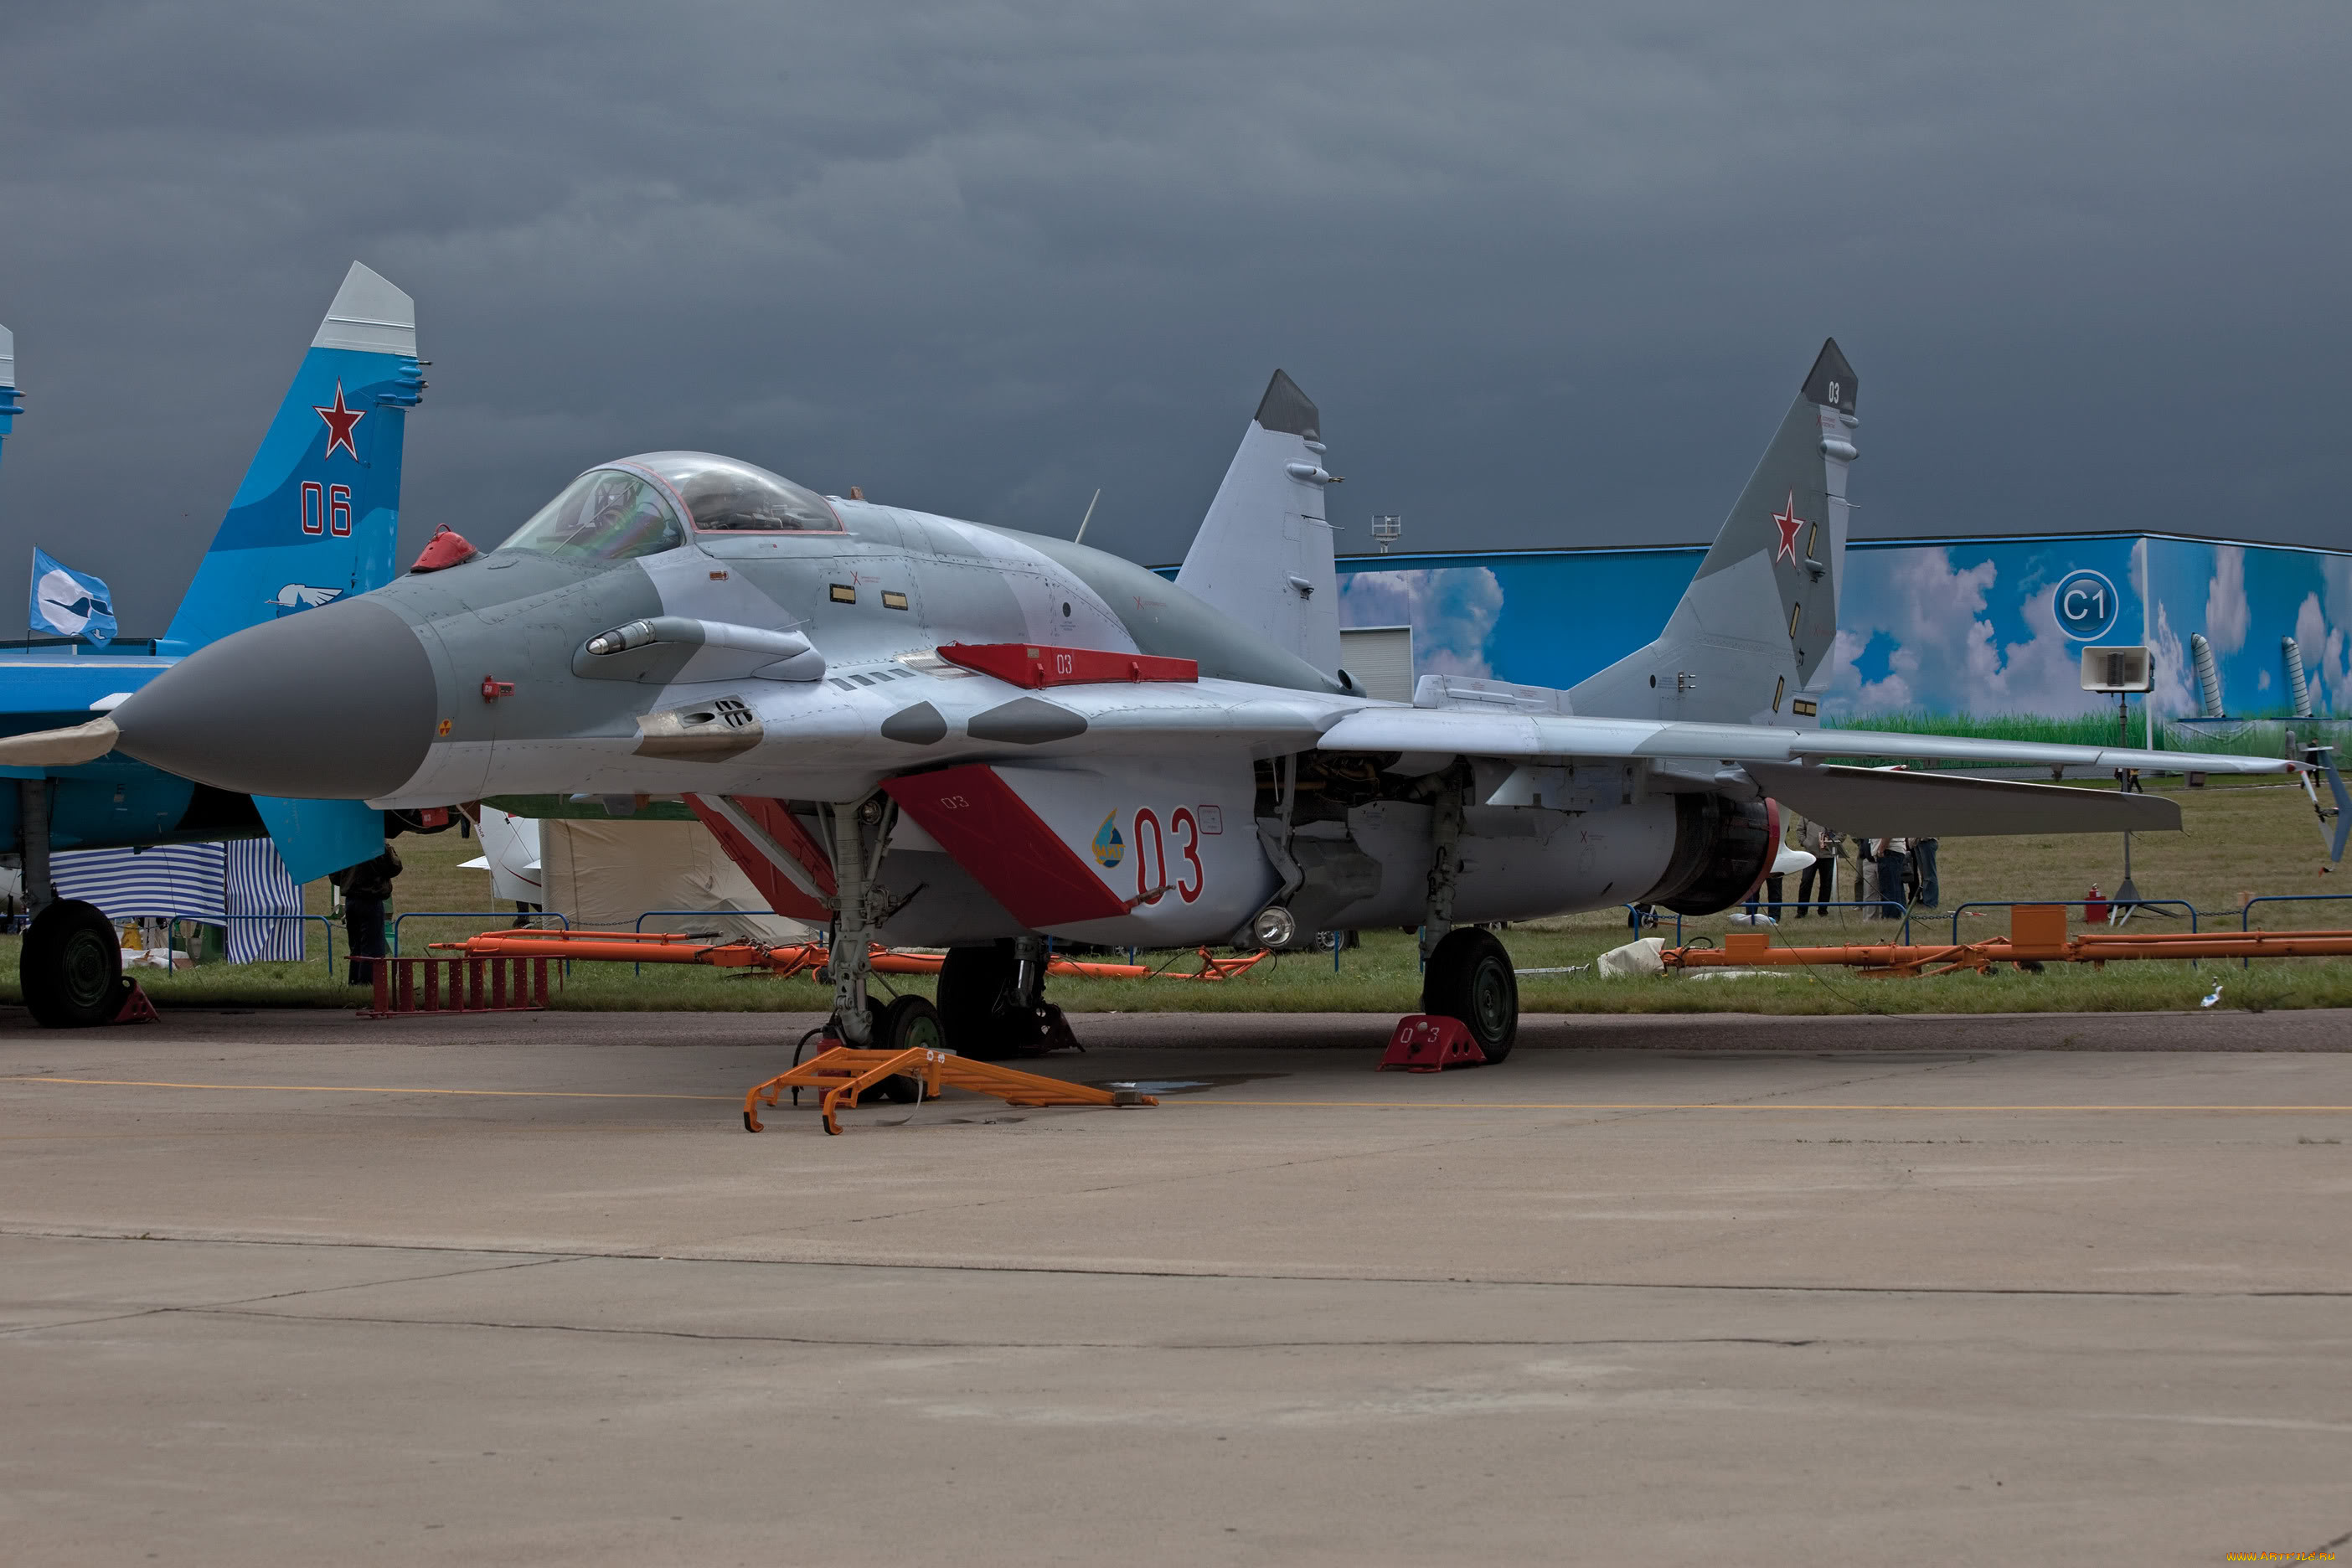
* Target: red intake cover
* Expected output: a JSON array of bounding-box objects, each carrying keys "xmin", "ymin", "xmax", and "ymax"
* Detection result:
[
  {"xmin": 937, "ymin": 642, "xmax": 1197, "ymax": 688},
  {"xmin": 410, "ymin": 525, "xmax": 479, "ymax": 574},
  {"xmin": 883, "ymin": 765, "xmax": 1128, "ymax": 927}
]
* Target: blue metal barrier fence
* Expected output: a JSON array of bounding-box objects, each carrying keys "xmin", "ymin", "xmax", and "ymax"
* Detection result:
[
  {"xmin": 390, "ymin": 910, "xmax": 570, "ymax": 957},
  {"xmin": 219, "ymin": 913, "xmax": 340, "ymax": 972},
  {"xmin": 1948, "ymin": 899, "xmax": 2199, "ymax": 945},
  {"xmin": 1625, "ymin": 900, "xmax": 1917, "ymax": 947},
  {"xmin": 2236, "ymin": 894, "xmax": 2352, "ymax": 967}
]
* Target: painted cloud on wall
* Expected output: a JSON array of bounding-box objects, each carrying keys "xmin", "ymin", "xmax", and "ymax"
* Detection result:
[
  {"xmin": 1823, "ymin": 547, "xmax": 2107, "ymax": 718},
  {"xmin": 2203, "ymin": 545, "xmax": 2250, "ymax": 656},
  {"xmin": 1337, "ymin": 567, "xmax": 1504, "ymax": 678}
]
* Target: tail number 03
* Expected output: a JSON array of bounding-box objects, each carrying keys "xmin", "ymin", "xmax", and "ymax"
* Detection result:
[
  {"xmin": 301, "ymin": 482, "xmax": 353, "ymax": 537},
  {"xmin": 1131, "ymin": 807, "xmax": 1204, "ymax": 905}
]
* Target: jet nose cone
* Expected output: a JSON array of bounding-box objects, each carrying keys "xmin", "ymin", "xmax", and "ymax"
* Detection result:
[{"xmin": 113, "ymin": 599, "xmax": 438, "ymax": 799}]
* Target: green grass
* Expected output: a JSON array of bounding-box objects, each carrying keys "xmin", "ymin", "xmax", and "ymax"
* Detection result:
[
  {"xmin": 1827, "ymin": 709, "xmax": 2352, "ymax": 761},
  {"xmin": 11, "ymin": 772, "xmax": 2349, "ymax": 1019},
  {"xmin": 24, "ymin": 923, "xmax": 2352, "ymax": 1019},
  {"xmin": 1827, "ymin": 710, "xmax": 2137, "ymax": 748}
]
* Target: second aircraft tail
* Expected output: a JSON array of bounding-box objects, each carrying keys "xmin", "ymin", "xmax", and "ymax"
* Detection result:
[
  {"xmin": 1568, "ymin": 339, "xmax": 1856, "ymax": 725},
  {"xmin": 162, "ymin": 262, "xmax": 426, "ymax": 652}
]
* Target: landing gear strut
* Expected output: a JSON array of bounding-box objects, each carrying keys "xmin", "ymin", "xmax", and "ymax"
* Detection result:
[
  {"xmin": 818, "ymin": 794, "xmax": 892, "ymax": 1045},
  {"xmin": 1411, "ymin": 767, "xmax": 1518, "ymax": 1061}
]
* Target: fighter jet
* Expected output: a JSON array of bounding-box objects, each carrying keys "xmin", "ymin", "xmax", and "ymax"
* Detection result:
[
  {"xmin": 0, "ymin": 266, "xmax": 426, "ymax": 1024},
  {"xmin": 16, "ymin": 343, "xmax": 2310, "ymax": 1055}
]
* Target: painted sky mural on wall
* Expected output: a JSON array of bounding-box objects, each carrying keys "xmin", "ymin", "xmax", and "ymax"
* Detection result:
[{"xmin": 1335, "ymin": 535, "xmax": 2352, "ymax": 720}]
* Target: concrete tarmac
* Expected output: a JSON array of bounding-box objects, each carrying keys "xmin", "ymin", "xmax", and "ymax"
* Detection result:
[{"xmin": 4, "ymin": 1006, "xmax": 2349, "ymax": 1565}]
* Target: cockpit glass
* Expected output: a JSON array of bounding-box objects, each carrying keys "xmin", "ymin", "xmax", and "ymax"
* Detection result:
[
  {"xmin": 630, "ymin": 451, "xmax": 841, "ymax": 533},
  {"xmin": 498, "ymin": 469, "xmax": 685, "ymax": 563}
]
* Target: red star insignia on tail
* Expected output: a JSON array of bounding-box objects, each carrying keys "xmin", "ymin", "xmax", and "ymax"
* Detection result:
[
  {"xmin": 313, "ymin": 381, "xmax": 364, "ymax": 460},
  {"xmin": 1771, "ymin": 490, "xmax": 1804, "ymax": 561}
]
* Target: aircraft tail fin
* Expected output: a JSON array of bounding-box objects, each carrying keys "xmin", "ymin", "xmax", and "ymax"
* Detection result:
[
  {"xmin": 1568, "ymin": 339, "xmax": 1856, "ymax": 725},
  {"xmin": 1174, "ymin": 369, "xmax": 1343, "ymax": 678},
  {"xmin": 162, "ymin": 262, "xmax": 426, "ymax": 652}
]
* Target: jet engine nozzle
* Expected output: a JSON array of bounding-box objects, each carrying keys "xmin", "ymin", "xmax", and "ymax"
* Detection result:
[{"xmin": 109, "ymin": 599, "xmax": 439, "ymax": 800}]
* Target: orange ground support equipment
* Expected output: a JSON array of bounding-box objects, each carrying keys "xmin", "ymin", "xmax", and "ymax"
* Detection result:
[
  {"xmin": 436, "ymin": 927, "xmax": 1163, "ymax": 980},
  {"xmin": 361, "ymin": 954, "xmax": 550, "ymax": 1018},
  {"xmin": 1661, "ymin": 905, "xmax": 2352, "ymax": 978},
  {"xmin": 741, "ymin": 1045, "xmax": 1158, "ymax": 1135}
]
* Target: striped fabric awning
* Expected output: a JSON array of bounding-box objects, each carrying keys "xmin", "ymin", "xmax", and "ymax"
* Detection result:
[
  {"xmin": 53, "ymin": 843, "xmax": 227, "ymax": 925},
  {"xmin": 224, "ymin": 840, "xmax": 305, "ymax": 963},
  {"xmin": 51, "ymin": 839, "xmax": 308, "ymax": 964}
]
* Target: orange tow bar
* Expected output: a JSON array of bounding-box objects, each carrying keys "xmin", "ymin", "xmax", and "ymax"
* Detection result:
[{"xmin": 1664, "ymin": 905, "xmax": 2352, "ymax": 977}]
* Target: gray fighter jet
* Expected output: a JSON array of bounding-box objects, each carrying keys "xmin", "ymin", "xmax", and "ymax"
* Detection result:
[{"xmin": 11, "ymin": 343, "xmax": 2308, "ymax": 1053}]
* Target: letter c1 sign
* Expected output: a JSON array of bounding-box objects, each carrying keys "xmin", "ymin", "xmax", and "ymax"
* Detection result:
[{"xmin": 2053, "ymin": 570, "xmax": 2120, "ymax": 641}]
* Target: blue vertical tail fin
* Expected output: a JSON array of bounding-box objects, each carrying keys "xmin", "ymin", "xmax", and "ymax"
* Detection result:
[{"xmin": 162, "ymin": 263, "xmax": 425, "ymax": 652}]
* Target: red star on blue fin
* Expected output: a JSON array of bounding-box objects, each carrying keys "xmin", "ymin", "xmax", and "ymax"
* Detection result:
[
  {"xmin": 1772, "ymin": 490, "xmax": 1804, "ymax": 561},
  {"xmin": 313, "ymin": 380, "xmax": 365, "ymax": 460}
]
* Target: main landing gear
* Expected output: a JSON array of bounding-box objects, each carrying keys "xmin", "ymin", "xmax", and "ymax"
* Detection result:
[
  {"xmin": 937, "ymin": 936, "xmax": 1077, "ymax": 1060},
  {"xmin": 21, "ymin": 898, "xmax": 132, "ymax": 1029},
  {"xmin": 1411, "ymin": 766, "xmax": 1517, "ymax": 1061},
  {"xmin": 1420, "ymin": 926, "xmax": 1518, "ymax": 1061}
]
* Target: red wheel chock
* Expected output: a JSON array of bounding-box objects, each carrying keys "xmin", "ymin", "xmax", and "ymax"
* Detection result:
[
  {"xmin": 1377, "ymin": 1014, "xmax": 1487, "ymax": 1072},
  {"xmin": 111, "ymin": 981, "xmax": 160, "ymax": 1026}
]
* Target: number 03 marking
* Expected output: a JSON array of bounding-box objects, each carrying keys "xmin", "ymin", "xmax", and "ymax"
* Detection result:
[{"xmin": 1131, "ymin": 807, "xmax": 1204, "ymax": 905}]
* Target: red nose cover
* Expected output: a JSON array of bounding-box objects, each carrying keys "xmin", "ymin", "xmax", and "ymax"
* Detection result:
[
  {"xmin": 884, "ymin": 765, "xmax": 1128, "ymax": 927},
  {"xmin": 410, "ymin": 525, "xmax": 479, "ymax": 573}
]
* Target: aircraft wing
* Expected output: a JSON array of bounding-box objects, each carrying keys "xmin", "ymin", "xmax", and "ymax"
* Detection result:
[{"xmin": 1313, "ymin": 707, "xmax": 2296, "ymax": 778}]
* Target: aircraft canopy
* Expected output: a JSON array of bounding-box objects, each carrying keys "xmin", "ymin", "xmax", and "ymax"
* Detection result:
[
  {"xmin": 500, "ymin": 453, "xmax": 842, "ymax": 565},
  {"xmin": 501, "ymin": 467, "xmax": 688, "ymax": 564},
  {"xmin": 631, "ymin": 451, "xmax": 841, "ymax": 534}
]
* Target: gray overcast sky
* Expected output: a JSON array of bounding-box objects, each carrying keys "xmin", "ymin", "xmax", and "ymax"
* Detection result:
[{"xmin": 3, "ymin": 2, "xmax": 2348, "ymax": 633}]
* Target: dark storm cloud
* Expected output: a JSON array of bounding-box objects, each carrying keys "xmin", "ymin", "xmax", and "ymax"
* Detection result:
[{"xmin": 3, "ymin": 1, "xmax": 2348, "ymax": 632}]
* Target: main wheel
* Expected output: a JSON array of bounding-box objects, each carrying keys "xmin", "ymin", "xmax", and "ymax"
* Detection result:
[
  {"xmin": 937, "ymin": 941, "xmax": 1035, "ymax": 1060},
  {"xmin": 1421, "ymin": 926, "xmax": 1518, "ymax": 1062},
  {"xmin": 871, "ymin": 994, "xmax": 945, "ymax": 1103},
  {"xmin": 23, "ymin": 899, "xmax": 129, "ymax": 1029}
]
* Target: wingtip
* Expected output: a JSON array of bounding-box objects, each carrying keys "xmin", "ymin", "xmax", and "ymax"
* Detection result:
[
  {"xmin": 312, "ymin": 261, "xmax": 417, "ymax": 356},
  {"xmin": 1802, "ymin": 338, "xmax": 1856, "ymax": 414},
  {"xmin": 1254, "ymin": 369, "xmax": 1320, "ymax": 441}
]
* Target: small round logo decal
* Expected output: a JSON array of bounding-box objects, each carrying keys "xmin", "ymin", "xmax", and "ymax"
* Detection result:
[{"xmin": 1091, "ymin": 812, "xmax": 1126, "ymax": 868}]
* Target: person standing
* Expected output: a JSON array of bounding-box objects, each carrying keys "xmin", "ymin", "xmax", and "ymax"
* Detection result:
[
  {"xmin": 1796, "ymin": 818, "xmax": 1838, "ymax": 917},
  {"xmin": 1914, "ymin": 837, "xmax": 1940, "ymax": 909},
  {"xmin": 331, "ymin": 847, "xmax": 403, "ymax": 987},
  {"xmin": 1875, "ymin": 836, "xmax": 1911, "ymax": 920},
  {"xmin": 1854, "ymin": 835, "xmax": 1880, "ymax": 919}
]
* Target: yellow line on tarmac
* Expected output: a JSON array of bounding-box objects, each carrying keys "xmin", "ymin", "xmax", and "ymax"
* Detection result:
[
  {"xmin": 4, "ymin": 1077, "xmax": 2349, "ymax": 1114},
  {"xmin": 0, "ymin": 1075, "xmax": 735, "ymax": 1103}
]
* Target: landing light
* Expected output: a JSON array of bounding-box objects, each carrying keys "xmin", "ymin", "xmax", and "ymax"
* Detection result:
[{"xmin": 586, "ymin": 621, "xmax": 658, "ymax": 656}]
